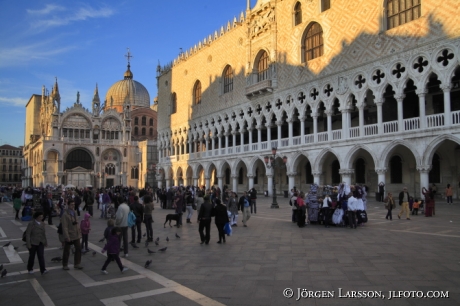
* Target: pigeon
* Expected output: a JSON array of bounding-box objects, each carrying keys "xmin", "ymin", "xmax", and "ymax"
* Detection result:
[
  {"xmin": 175, "ymin": 233, "xmax": 180, "ymax": 238},
  {"xmin": 51, "ymin": 257, "xmax": 62, "ymax": 262},
  {"xmin": 166, "ymin": 237, "xmax": 169, "ymax": 242},
  {"xmin": 155, "ymin": 241, "xmax": 159, "ymax": 246},
  {"xmin": 92, "ymin": 251, "xmax": 97, "ymax": 256},
  {"xmin": 144, "ymin": 259, "xmax": 152, "ymax": 268},
  {"xmin": 147, "ymin": 249, "xmax": 155, "ymax": 254},
  {"xmin": 159, "ymin": 247, "xmax": 167, "ymax": 252},
  {"xmin": 156, "ymin": 237, "xmax": 159, "ymax": 242},
  {"xmin": 1, "ymin": 269, "xmax": 6, "ymax": 278},
  {"xmin": 145, "ymin": 241, "xmax": 149, "ymax": 248},
  {"xmin": 143, "ymin": 233, "xmax": 147, "ymax": 237},
  {"xmin": 98, "ymin": 238, "xmax": 105, "ymax": 242},
  {"xmin": 14, "ymin": 246, "xmax": 19, "ymax": 250},
  {"xmin": 2, "ymin": 242, "xmax": 11, "ymax": 247},
  {"xmin": 0, "ymin": 264, "xmax": 3, "ymax": 271}
]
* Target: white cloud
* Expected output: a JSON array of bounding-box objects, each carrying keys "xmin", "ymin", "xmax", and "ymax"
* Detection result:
[
  {"xmin": 27, "ymin": 4, "xmax": 65, "ymax": 15},
  {"xmin": 0, "ymin": 96, "xmax": 28, "ymax": 107},
  {"xmin": 0, "ymin": 41, "xmax": 75, "ymax": 67},
  {"xmin": 31, "ymin": 5, "xmax": 115, "ymax": 30}
]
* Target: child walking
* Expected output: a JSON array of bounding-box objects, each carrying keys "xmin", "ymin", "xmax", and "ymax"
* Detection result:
[
  {"xmin": 104, "ymin": 219, "xmax": 115, "ymax": 242},
  {"xmin": 80, "ymin": 213, "xmax": 91, "ymax": 253},
  {"xmin": 101, "ymin": 227, "xmax": 129, "ymax": 274}
]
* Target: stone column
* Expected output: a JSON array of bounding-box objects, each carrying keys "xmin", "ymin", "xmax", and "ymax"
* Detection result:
[
  {"xmin": 218, "ymin": 135, "xmax": 222, "ymax": 151},
  {"xmin": 442, "ymin": 85, "xmax": 452, "ymax": 126},
  {"xmin": 299, "ymin": 116, "xmax": 305, "ymax": 144},
  {"xmin": 225, "ymin": 133, "xmax": 229, "ymax": 153},
  {"xmin": 193, "ymin": 177, "xmax": 198, "ymax": 188},
  {"xmin": 276, "ymin": 121, "xmax": 282, "ymax": 148},
  {"xmin": 266, "ymin": 123, "xmax": 272, "ymax": 144},
  {"xmin": 287, "ymin": 118, "xmax": 293, "ymax": 146},
  {"xmin": 217, "ymin": 176, "xmax": 223, "ymax": 194},
  {"xmin": 232, "ymin": 132, "xmax": 237, "ymax": 150},
  {"xmin": 375, "ymin": 168, "xmax": 386, "ymax": 198},
  {"xmin": 287, "ymin": 172, "xmax": 296, "ymax": 194},
  {"xmin": 248, "ymin": 127, "xmax": 253, "ymax": 149},
  {"xmin": 232, "ymin": 175, "xmax": 238, "ymax": 194},
  {"xmin": 339, "ymin": 169, "xmax": 354, "ymax": 186},
  {"xmin": 205, "ymin": 176, "xmax": 211, "ymax": 190},
  {"xmin": 211, "ymin": 136, "xmax": 216, "ymax": 153},
  {"xmin": 312, "ymin": 114, "xmax": 318, "ymax": 143},
  {"xmin": 247, "ymin": 175, "xmax": 254, "ymax": 190},
  {"xmin": 416, "ymin": 90, "xmax": 427, "ymax": 129},
  {"xmin": 257, "ymin": 126, "xmax": 262, "ymax": 149},
  {"xmin": 358, "ymin": 105, "xmax": 364, "ymax": 137},
  {"xmin": 267, "ymin": 174, "xmax": 273, "ymax": 196},
  {"xmin": 326, "ymin": 110, "xmax": 332, "ymax": 141},
  {"xmin": 156, "ymin": 175, "xmax": 163, "ymax": 189},
  {"xmin": 396, "ymin": 95, "xmax": 405, "ymax": 132},
  {"xmin": 312, "ymin": 171, "xmax": 321, "ymax": 185},
  {"xmin": 375, "ymin": 99, "xmax": 384, "ymax": 135},
  {"xmin": 240, "ymin": 130, "xmax": 245, "ymax": 151},
  {"xmin": 417, "ymin": 165, "xmax": 431, "ymax": 199}
]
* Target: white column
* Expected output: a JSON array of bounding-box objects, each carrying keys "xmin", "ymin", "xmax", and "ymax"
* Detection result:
[
  {"xmin": 217, "ymin": 176, "xmax": 223, "ymax": 194},
  {"xmin": 248, "ymin": 128, "xmax": 253, "ymax": 148},
  {"xmin": 232, "ymin": 132, "xmax": 237, "ymax": 149},
  {"xmin": 312, "ymin": 114, "xmax": 318, "ymax": 142},
  {"xmin": 327, "ymin": 111, "xmax": 332, "ymax": 141},
  {"xmin": 358, "ymin": 106, "xmax": 364, "ymax": 137},
  {"xmin": 376, "ymin": 99, "xmax": 384, "ymax": 135},
  {"xmin": 267, "ymin": 124, "xmax": 272, "ymax": 143},
  {"xmin": 277, "ymin": 121, "xmax": 282, "ymax": 148},
  {"xmin": 396, "ymin": 95, "xmax": 405, "ymax": 132},
  {"xmin": 288, "ymin": 173, "xmax": 296, "ymax": 193},
  {"xmin": 442, "ymin": 85, "xmax": 452, "ymax": 126},
  {"xmin": 232, "ymin": 175, "xmax": 238, "ymax": 194},
  {"xmin": 299, "ymin": 116, "xmax": 305, "ymax": 144},
  {"xmin": 339, "ymin": 169, "xmax": 354, "ymax": 186},
  {"xmin": 193, "ymin": 177, "xmax": 198, "ymax": 187},
  {"xmin": 205, "ymin": 177, "xmax": 211, "ymax": 190},
  {"xmin": 240, "ymin": 130, "xmax": 244, "ymax": 151},
  {"xmin": 418, "ymin": 166, "xmax": 431, "ymax": 199},
  {"xmin": 288, "ymin": 119, "xmax": 293, "ymax": 146},
  {"xmin": 257, "ymin": 126, "xmax": 262, "ymax": 149},
  {"xmin": 225, "ymin": 133, "xmax": 229, "ymax": 152},
  {"xmin": 267, "ymin": 174, "xmax": 273, "ymax": 196},
  {"xmin": 417, "ymin": 90, "xmax": 426, "ymax": 129},
  {"xmin": 218, "ymin": 135, "xmax": 222, "ymax": 151},
  {"xmin": 211, "ymin": 136, "xmax": 215, "ymax": 152},
  {"xmin": 248, "ymin": 175, "xmax": 254, "ymax": 190},
  {"xmin": 376, "ymin": 168, "xmax": 386, "ymax": 195},
  {"xmin": 312, "ymin": 171, "xmax": 321, "ymax": 185}
]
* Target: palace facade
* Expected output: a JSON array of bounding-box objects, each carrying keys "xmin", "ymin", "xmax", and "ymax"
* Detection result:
[{"xmin": 156, "ymin": 0, "xmax": 460, "ymax": 199}]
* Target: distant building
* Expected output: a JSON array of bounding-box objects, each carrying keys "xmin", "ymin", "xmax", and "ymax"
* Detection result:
[
  {"xmin": 156, "ymin": 0, "xmax": 460, "ymax": 199},
  {"xmin": 22, "ymin": 56, "xmax": 158, "ymax": 189},
  {"xmin": 0, "ymin": 144, "xmax": 23, "ymax": 186}
]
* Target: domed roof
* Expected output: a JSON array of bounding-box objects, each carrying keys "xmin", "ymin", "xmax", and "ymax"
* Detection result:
[{"xmin": 105, "ymin": 64, "xmax": 150, "ymax": 110}]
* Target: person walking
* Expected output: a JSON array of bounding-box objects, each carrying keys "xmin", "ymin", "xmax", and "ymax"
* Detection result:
[
  {"xmin": 398, "ymin": 187, "xmax": 411, "ymax": 220},
  {"xmin": 86, "ymin": 187, "xmax": 95, "ymax": 216},
  {"xmin": 296, "ymin": 192, "xmax": 307, "ymax": 228},
  {"xmin": 80, "ymin": 213, "xmax": 91, "ymax": 253},
  {"xmin": 41, "ymin": 193, "xmax": 54, "ymax": 225},
  {"xmin": 100, "ymin": 190, "xmax": 111, "ymax": 219},
  {"xmin": 384, "ymin": 192, "xmax": 396, "ymax": 220},
  {"xmin": 238, "ymin": 191, "xmax": 251, "ymax": 227},
  {"xmin": 101, "ymin": 227, "xmax": 129, "ymax": 274},
  {"xmin": 228, "ymin": 192, "xmax": 238, "ymax": 226},
  {"xmin": 445, "ymin": 184, "xmax": 453, "ymax": 205},
  {"xmin": 249, "ymin": 188, "xmax": 257, "ymax": 214},
  {"xmin": 185, "ymin": 190, "xmax": 194, "ymax": 224},
  {"xmin": 13, "ymin": 192, "xmax": 22, "ymax": 220},
  {"xmin": 25, "ymin": 212, "xmax": 48, "ymax": 275},
  {"xmin": 213, "ymin": 199, "xmax": 229, "ymax": 243},
  {"xmin": 423, "ymin": 187, "xmax": 434, "ymax": 217},
  {"xmin": 115, "ymin": 196, "xmax": 130, "ymax": 257},
  {"xmin": 197, "ymin": 195, "xmax": 213, "ymax": 245},
  {"xmin": 347, "ymin": 193, "xmax": 358, "ymax": 229},
  {"xmin": 130, "ymin": 196, "xmax": 144, "ymax": 246},
  {"xmin": 143, "ymin": 195, "xmax": 154, "ymax": 242},
  {"xmin": 174, "ymin": 190, "xmax": 184, "ymax": 228},
  {"xmin": 61, "ymin": 200, "xmax": 83, "ymax": 270}
]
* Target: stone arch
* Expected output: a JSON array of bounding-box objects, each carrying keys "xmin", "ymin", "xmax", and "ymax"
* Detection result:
[
  {"xmin": 343, "ymin": 144, "xmax": 378, "ymax": 169},
  {"xmin": 61, "ymin": 111, "xmax": 93, "ymax": 128},
  {"xmin": 422, "ymin": 134, "xmax": 460, "ymax": 166},
  {"xmin": 379, "ymin": 139, "xmax": 421, "ymax": 169},
  {"xmin": 313, "ymin": 147, "xmax": 341, "ymax": 173},
  {"xmin": 64, "ymin": 147, "xmax": 94, "ymax": 170}
]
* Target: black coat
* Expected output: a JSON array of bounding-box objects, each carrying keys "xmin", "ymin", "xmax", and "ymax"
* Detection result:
[
  {"xmin": 198, "ymin": 201, "xmax": 213, "ymax": 221},
  {"xmin": 213, "ymin": 204, "xmax": 229, "ymax": 225}
]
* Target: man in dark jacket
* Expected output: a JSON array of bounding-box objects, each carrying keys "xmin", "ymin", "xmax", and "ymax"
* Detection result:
[
  {"xmin": 130, "ymin": 196, "xmax": 144, "ymax": 245},
  {"xmin": 249, "ymin": 188, "xmax": 257, "ymax": 214},
  {"xmin": 197, "ymin": 195, "xmax": 213, "ymax": 244},
  {"xmin": 41, "ymin": 193, "xmax": 54, "ymax": 225}
]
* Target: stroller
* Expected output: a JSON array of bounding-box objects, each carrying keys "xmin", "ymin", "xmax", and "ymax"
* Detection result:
[{"xmin": 105, "ymin": 203, "xmax": 116, "ymax": 219}]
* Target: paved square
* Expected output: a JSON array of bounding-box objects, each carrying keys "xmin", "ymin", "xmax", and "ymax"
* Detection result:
[{"xmin": 1, "ymin": 197, "xmax": 460, "ymax": 305}]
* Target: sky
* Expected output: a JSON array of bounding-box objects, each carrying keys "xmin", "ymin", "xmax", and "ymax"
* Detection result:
[{"xmin": 0, "ymin": 0, "xmax": 257, "ymax": 147}]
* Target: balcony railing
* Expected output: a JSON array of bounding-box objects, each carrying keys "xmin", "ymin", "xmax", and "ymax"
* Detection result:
[
  {"xmin": 384, "ymin": 121, "xmax": 398, "ymax": 134},
  {"xmin": 350, "ymin": 127, "xmax": 360, "ymax": 138},
  {"xmin": 404, "ymin": 118, "xmax": 420, "ymax": 131},
  {"xmin": 426, "ymin": 113, "xmax": 444, "ymax": 128},
  {"xmin": 364, "ymin": 124, "xmax": 378, "ymax": 136},
  {"xmin": 318, "ymin": 132, "xmax": 328, "ymax": 142},
  {"xmin": 332, "ymin": 130, "xmax": 342, "ymax": 140},
  {"xmin": 453, "ymin": 110, "xmax": 460, "ymax": 125}
]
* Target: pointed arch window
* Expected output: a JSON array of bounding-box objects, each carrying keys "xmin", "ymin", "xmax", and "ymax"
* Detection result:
[
  {"xmin": 257, "ymin": 51, "xmax": 269, "ymax": 82},
  {"xmin": 387, "ymin": 0, "xmax": 421, "ymax": 30},
  {"xmin": 171, "ymin": 92, "xmax": 177, "ymax": 114},
  {"xmin": 223, "ymin": 66, "xmax": 233, "ymax": 93},
  {"xmin": 105, "ymin": 163, "xmax": 116, "ymax": 175},
  {"xmin": 303, "ymin": 22, "xmax": 324, "ymax": 62},
  {"xmin": 390, "ymin": 156, "xmax": 403, "ymax": 183},
  {"xmin": 294, "ymin": 2, "xmax": 302, "ymax": 26},
  {"xmin": 142, "ymin": 116, "xmax": 146, "ymax": 125},
  {"xmin": 131, "ymin": 166, "xmax": 139, "ymax": 179},
  {"xmin": 194, "ymin": 81, "xmax": 202, "ymax": 105}
]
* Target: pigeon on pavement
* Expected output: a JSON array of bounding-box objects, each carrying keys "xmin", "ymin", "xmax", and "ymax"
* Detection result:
[
  {"xmin": 145, "ymin": 241, "xmax": 149, "ymax": 247},
  {"xmin": 155, "ymin": 241, "xmax": 159, "ymax": 246},
  {"xmin": 1, "ymin": 269, "xmax": 7, "ymax": 278},
  {"xmin": 147, "ymin": 249, "xmax": 155, "ymax": 254},
  {"xmin": 51, "ymin": 257, "xmax": 62, "ymax": 262},
  {"xmin": 144, "ymin": 260, "xmax": 152, "ymax": 268},
  {"xmin": 98, "ymin": 238, "xmax": 105, "ymax": 242},
  {"xmin": 156, "ymin": 237, "xmax": 159, "ymax": 242},
  {"xmin": 166, "ymin": 237, "xmax": 169, "ymax": 242},
  {"xmin": 143, "ymin": 233, "xmax": 147, "ymax": 237},
  {"xmin": 159, "ymin": 247, "xmax": 167, "ymax": 252},
  {"xmin": 2, "ymin": 242, "xmax": 11, "ymax": 247},
  {"xmin": 175, "ymin": 233, "xmax": 180, "ymax": 238},
  {"xmin": 92, "ymin": 251, "xmax": 97, "ymax": 256},
  {"xmin": 0, "ymin": 264, "xmax": 3, "ymax": 271}
]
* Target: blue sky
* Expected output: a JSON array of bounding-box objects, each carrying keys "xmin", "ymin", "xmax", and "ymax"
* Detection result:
[{"xmin": 0, "ymin": 0, "xmax": 256, "ymax": 147}]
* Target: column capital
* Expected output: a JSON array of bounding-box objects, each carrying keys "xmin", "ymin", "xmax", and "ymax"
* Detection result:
[
  {"xmin": 246, "ymin": 175, "xmax": 254, "ymax": 179},
  {"xmin": 230, "ymin": 175, "xmax": 238, "ymax": 179},
  {"xmin": 298, "ymin": 116, "xmax": 306, "ymax": 122},
  {"xmin": 395, "ymin": 94, "xmax": 405, "ymax": 101},
  {"xmin": 417, "ymin": 165, "xmax": 432, "ymax": 173},
  {"xmin": 287, "ymin": 172, "xmax": 297, "ymax": 177},
  {"xmin": 286, "ymin": 118, "xmax": 293, "ymax": 123},
  {"xmin": 440, "ymin": 84, "xmax": 451, "ymax": 92},
  {"xmin": 276, "ymin": 121, "xmax": 283, "ymax": 126},
  {"xmin": 339, "ymin": 168, "xmax": 354, "ymax": 175},
  {"xmin": 374, "ymin": 98, "xmax": 384, "ymax": 106},
  {"xmin": 312, "ymin": 171, "xmax": 322, "ymax": 176},
  {"xmin": 416, "ymin": 89, "xmax": 428, "ymax": 96},
  {"xmin": 375, "ymin": 168, "xmax": 387, "ymax": 175}
]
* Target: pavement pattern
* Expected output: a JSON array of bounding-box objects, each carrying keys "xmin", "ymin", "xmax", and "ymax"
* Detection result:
[{"xmin": 1, "ymin": 196, "xmax": 460, "ymax": 306}]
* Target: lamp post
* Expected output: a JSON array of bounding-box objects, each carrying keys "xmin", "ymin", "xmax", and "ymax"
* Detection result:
[{"xmin": 264, "ymin": 147, "xmax": 287, "ymax": 209}]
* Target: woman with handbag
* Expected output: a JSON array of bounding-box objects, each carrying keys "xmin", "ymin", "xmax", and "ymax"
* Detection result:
[{"xmin": 383, "ymin": 192, "xmax": 395, "ymax": 220}]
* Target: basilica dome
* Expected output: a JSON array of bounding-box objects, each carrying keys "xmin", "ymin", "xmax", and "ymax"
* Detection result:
[{"xmin": 105, "ymin": 64, "xmax": 150, "ymax": 112}]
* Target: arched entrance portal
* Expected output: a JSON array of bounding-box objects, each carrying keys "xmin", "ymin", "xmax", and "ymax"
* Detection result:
[{"xmin": 64, "ymin": 148, "xmax": 94, "ymax": 188}]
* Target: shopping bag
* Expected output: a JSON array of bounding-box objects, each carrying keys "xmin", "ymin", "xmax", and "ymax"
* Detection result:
[{"xmin": 224, "ymin": 222, "xmax": 232, "ymax": 236}]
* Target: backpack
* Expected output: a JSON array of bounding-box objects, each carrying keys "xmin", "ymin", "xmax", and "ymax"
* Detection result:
[{"xmin": 128, "ymin": 211, "xmax": 136, "ymax": 227}]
